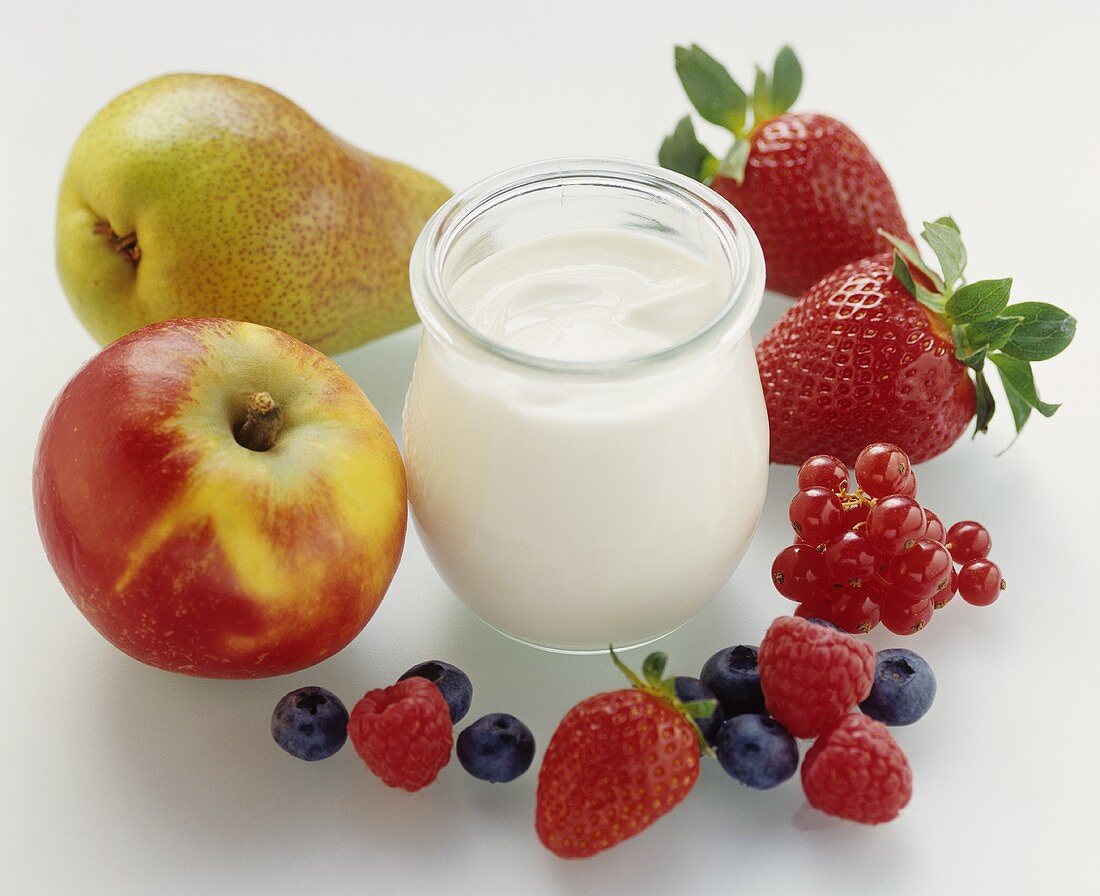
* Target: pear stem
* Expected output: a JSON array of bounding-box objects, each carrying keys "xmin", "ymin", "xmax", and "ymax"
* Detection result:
[
  {"xmin": 92, "ymin": 221, "xmax": 141, "ymax": 266},
  {"xmin": 234, "ymin": 392, "xmax": 283, "ymax": 452}
]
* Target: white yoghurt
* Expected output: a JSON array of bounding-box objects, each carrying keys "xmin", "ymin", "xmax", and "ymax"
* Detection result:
[
  {"xmin": 403, "ymin": 226, "xmax": 768, "ymax": 651},
  {"xmin": 448, "ymin": 229, "xmax": 724, "ymax": 362}
]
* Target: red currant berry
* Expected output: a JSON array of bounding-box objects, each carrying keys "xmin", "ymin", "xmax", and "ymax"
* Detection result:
[
  {"xmin": 887, "ymin": 538, "xmax": 953, "ymax": 602},
  {"xmin": 934, "ymin": 567, "xmax": 958, "ymax": 610},
  {"xmin": 924, "ymin": 509, "xmax": 946, "ymax": 543},
  {"xmin": 771, "ymin": 544, "xmax": 828, "ymax": 602},
  {"xmin": 797, "ymin": 455, "xmax": 849, "ymax": 493},
  {"xmin": 819, "ymin": 586, "xmax": 882, "ymax": 633},
  {"xmin": 865, "ymin": 496, "xmax": 927, "ymax": 557},
  {"xmin": 854, "ymin": 443, "xmax": 913, "ymax": 499},
  {"xmin": 823, "ymin": 530, "xmax": 878, "ymax": 585},
  {"xmin": 876, "ymin": 577, "xmax": 923, "ymax": 610},
  {"xmin": 842, "ymin": 501, "xmax": 871, "ymax": 530},
  {"xmin": 946, "ymin": 521, "xmax": 992, "ymax": 564},
  {"xmin": 789, "ymin": 487, "xmax": 846, "ymax": 547},
  {"xmin": 893, "ymin": 472, "xmax": 918, "ymax": 499},
  {"xmin": 861, "ymin": 573, "xmax": 890, "ymax": 605},
  {"xmin": 880, "ymin": 595, "xmax": 934, "ymax": 635},
  {"xmin": 957, "ymin": 559, "xmax": 1005, "ymax": 606},
  {"xmin": 793, "ymin": 592, "xmax": 834, "ymax": 622}
]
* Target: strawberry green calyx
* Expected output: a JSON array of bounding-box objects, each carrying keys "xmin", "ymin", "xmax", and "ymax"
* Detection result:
[
  {"xmin": 659, "ymin": 44, "xmax": 803, "ymax": 184},
  {"xmin": 659, "ymin": 117, "xmax": 719, "ymax": 184},
  {"xmin": 609, "ymin": 647, "xmax": 717, "ymax": 754},
  {"xmin": 880, "ymin": 220, "xmax": 1076, "ymax": 441}
]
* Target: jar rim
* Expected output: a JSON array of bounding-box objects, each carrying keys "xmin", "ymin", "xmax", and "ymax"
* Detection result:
[{"xmin": 409, "ymin": 157, "xmax": 765, "ymax": 375}]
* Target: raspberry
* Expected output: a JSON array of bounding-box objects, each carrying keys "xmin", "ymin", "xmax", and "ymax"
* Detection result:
[
  {"xmin": 757, "ymin": 616, "xmax": 876, "ymax": 738},
  {"xmin": 348, "ymin": 677, "xmax": 453, "ymax": 792},
  {"xmin": 801, "ymin": 714, "xmax": 912, "ymax": 824}
]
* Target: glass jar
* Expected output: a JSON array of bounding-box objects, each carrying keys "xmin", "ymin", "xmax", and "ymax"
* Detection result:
[{"xmin": 403, "ymin": 158, "xmax": 768, "ymax": 652}]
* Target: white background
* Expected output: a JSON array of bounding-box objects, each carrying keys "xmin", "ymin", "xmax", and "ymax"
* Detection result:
[{"xmin": 3, "ymin": 2, "xmax": 1098, "ymax": 893}]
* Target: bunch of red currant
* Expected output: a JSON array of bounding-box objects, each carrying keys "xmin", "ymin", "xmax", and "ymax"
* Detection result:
[{"xmin": 771, "ymin": 443, "xmax": 1005, "ymax": 635}]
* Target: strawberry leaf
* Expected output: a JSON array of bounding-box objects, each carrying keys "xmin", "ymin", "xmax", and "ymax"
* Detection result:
[
  {"xmin": 914, "ymin": 283, "xmax": 945, "ymax": 313},
  {"xmin": 932, "ymin": 215, "xmax": 960, "ymax": 233},
  {"xmin": 879, "ymin": 229, "xmax": 944, "ymax": 292},
  {"xmin": 680, "ymin": 699, "xmax": 719, "ymax": 719},
  {"xmin": 964, "ymin": 316, "xmax": 1022, "ymax": 353},
  {"xmin": 642, "ymin": 651, "xmax": 668, "ymax": 686},
  {"xmin": 751, "ymin": 64, "xmax": 771, "ymax": 124},
  {"xmin": 997, "ymin": 368, "xmax": 1033, "ymax": 435},
  {"xmin": 770, "ymin": 45, "xmax": 802, "ymax": 114},
  {"xmin": 892, "ymin": 250, "xmax": 944, "ymax": 312},
  {"xmin": 1001, "ymin": 301, "xmax": 1077, "ymax": 361},
  {"xmin": 609, "ymin": 645, "xmax": 647, "ymax": 690},
  {"xmin": 946, "ymin": 278, "xmax": 1012, "ymax": 324},
  {"xmin": 674, "ymin": 45, "xmax": 748, "ymax": 134},
  {"xmin": 957, "ymin": 345, "xmax": 988, "ymax": 371},
  {"xmin": 973, "ymin": 370, "xmax": 996, "ymax": 435},
  {"xmin": 988, "ymin": 353, "xmax": 1060, "ymax": 417},
  {"xmin": 658, "ymin": 117, "xmax": 718, "ymax": 183},
  {"xmin": 715, "ymin": 139, "xmax": 751, "ymax": 183},
  {"xmin": 922, "ymin": 219, "xmax": 967, "ymax": 288},
  {"xmin": 892, "ymin": 251, "xmax": 916, "ymax": 294}
]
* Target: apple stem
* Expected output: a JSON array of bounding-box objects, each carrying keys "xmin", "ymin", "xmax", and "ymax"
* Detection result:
[
  {"xmin": 92, "ymin": 221, "xmax": 141, "ymax": 266},
  {"xmin": 234, "ymin": 391, "xmax": 283, "ymax": 452}
]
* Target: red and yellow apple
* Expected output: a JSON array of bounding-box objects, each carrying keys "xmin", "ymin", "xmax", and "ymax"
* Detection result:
[{"xmin": 33, "ymin": 318, "xmax": 407, "ymax": 678}]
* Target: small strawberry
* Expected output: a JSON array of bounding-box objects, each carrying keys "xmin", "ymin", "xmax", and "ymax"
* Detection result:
[
  {"xmin": 757, "ymin": 219, "xmax": 1076, "ymax": 464},
  {"xmin": 659, "ymin": 44, "xmax": 909, "ymax": 296},
  {"xmin": 801, "ymin": 714, "xmax": 913, "ymax": 824},
  {"xmin": 347, "ymin": 677, "xmax": 453, "ymax": 792},
  {"xmin": 535, "ymin": 650, "xmax": 715, "ymax": 859},
  {"xmin": 757, "ymin": 616, "xmax": 876, "ymax": 739}
]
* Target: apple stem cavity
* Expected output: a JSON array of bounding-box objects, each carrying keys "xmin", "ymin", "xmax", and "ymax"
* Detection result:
[
  {"xmin": 92, "ymin": 221, "xmax": 141, "ymax": 266},
  {"xmin": 234, "ymin": 391, "xmax": 283, "ymax": 452}
]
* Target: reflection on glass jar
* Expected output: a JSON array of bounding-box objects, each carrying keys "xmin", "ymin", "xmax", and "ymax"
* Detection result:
[{"xmin": 403, "ymin": 159, "xmax": 768, "ymax": 652}]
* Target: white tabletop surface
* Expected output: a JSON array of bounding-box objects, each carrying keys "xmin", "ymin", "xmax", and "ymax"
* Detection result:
[{"xmin": 3, "ymin": 2, "xmax": 1098, "ymax": 893}]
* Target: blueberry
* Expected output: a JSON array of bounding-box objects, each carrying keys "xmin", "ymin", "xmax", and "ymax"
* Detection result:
[
  {"xmin": 271, "ymin": 686, "xmax": 349, "ymax": 761},
  {"xmin": 860, "ymin": 648, "xmax": 936, "ymax": 726},
  {"xmin": 673, "ymin": 676, "xmax": 724, "ymax": 747},
  {"xmin": 456, "ymin": 713, "xmax": 536, "ymax": 783},
  {"xmin": 714, "ymin": 713, "xmax": 799, "ymax": 789},
  {"xmin": 700, "ymin": 645, "xmax": 765, "ymax": 717},
  {"xmin": 399, "ymin": 660, "xmax": 473, "ymax": 724}
]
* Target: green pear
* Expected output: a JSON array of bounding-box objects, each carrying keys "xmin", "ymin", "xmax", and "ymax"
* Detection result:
[{"xmin": 56, "ymin": 74, "xmax": 451, "ymax": 354}]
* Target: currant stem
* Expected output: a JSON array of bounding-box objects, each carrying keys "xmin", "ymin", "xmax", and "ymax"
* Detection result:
[{"xmin": 837, "ymin": 487, "xmax": 876, "ymax": 510}]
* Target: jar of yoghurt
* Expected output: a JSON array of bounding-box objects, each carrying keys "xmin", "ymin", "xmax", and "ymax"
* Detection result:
[{"xmin": 403, "ymin": 158, "xmax": 768, "ymax": 652}]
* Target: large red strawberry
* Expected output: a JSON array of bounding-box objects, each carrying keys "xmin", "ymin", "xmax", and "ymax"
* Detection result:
[
  {"xmin": 535, "ymin": 651, "xmax": 714, "ymax": 859},
  {"xmin": 757, "ymin": 219, "xmax": 1075, "ymax": 464},
  {"xmin": 659, "ymin": 44, "xmax": 909, "ymax": 296}
]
